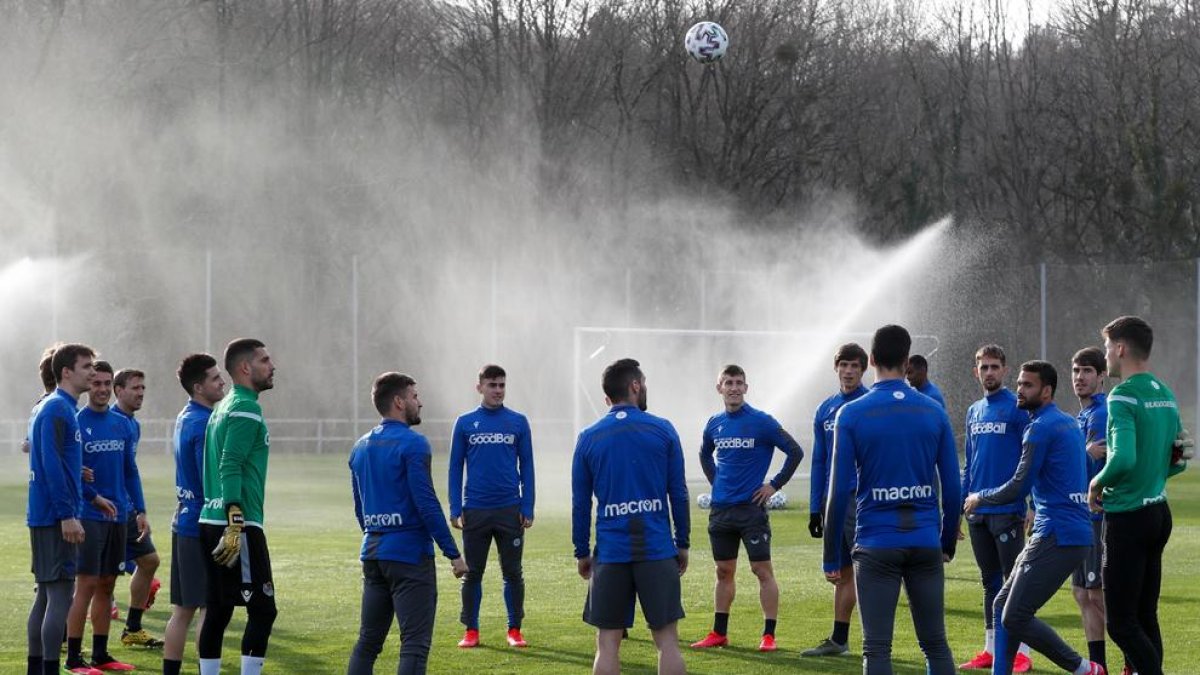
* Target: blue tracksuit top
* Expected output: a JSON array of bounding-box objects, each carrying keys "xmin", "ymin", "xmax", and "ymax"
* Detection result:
[
  {"xmin": 916, "ymin": 380, "xmax": 946, "ymax": 409},
  {"xmin": 350, "ymin": 419, "xmax": 461, "ymax": 564},
  {"xmin": 1077, "ymin": 393, "xmax": 1107, "ymax": 522},
  {"xmin": 77, "ymin": 406, "xmax": 145, "ymax": 521},
  {"xmin": 111, "ymin": 405, "xmax": 142, "ymax": 514},
  {"xmin": 810, "ymin": 385, "xmax": 869, "ymax": 514},
  {"xmin": 977, "ymin": 402, "xmax": 1092, "ymax": 546},
  {"xmin": 572, "ymin": 404, "xmax": 690, "ymax": 563},
  {"xmin": 172, "ymin": 400, "xmax": 212, "ymax": 537},
  {"xmin": 823, "ymin": 379, "xmax": 961, "ymax": 573},
  {"xmin": 27, "ymin": 389, "xmax": 84, "ymax": 526},
  {"xmin": 962, "ymin": 388, "xmax": 1029, "ymax": 515},
  {"xmin": 448, "ymin": 405, "xmax": 535, "ymax": 519},
  {"xmin": 699, "ymin": 403, "xmax": 803, "ymax": 508}
]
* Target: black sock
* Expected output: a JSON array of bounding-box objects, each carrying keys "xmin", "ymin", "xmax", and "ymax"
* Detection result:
[
  {"xmin": 1086, "ymin": 640, "xmax": 1105, "ymax": 671},
  {"xmin": 66, "ymin": 637, "xmax": 83, "ymax": 663},
  {"xmin": 41, "ymin": 659, "xmax": 60, "ymax": 675},
  {"xmin": 713, "ymin": 612, "xmax": 729, "ymax": 636},
  {"xmin": 92, "ymin": 634, "xmax": 109, "ymax": 660},
  {"xmin": 27, "ymin": 655, "xmax": 39, "ymax": 675},
  {"xmin": 831, "ymin": 620, "xmax": 850, "ymax": 646},
  {"xmin": 763, "ymin": 618, "xmax": 777, "ymax": 637},
  {"xmin": 163, "ymin": 658, "xmax": 183, "ymax": 675},
  {"xmin": 126, "ymin": 607, "xmax": 144, "ymax": 632}
]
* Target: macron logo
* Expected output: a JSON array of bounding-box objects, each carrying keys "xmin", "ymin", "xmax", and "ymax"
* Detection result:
[
  {"xmin": 469, "ymin": 432, "xmax": 516, "ymax": 445},
  {"xmin": 872, "ymin": 484, "xmax": 933, "ymax": 501},
  {"xmin": 362, "ymin": 512, "xmax": 404, "ymax": 528},
  {"xmin": 970, "ymin": 421, "xmax": 1007, "ymax": 436},
  {"xmin": 1069, "ymin": 492, "xmax": 1088, "ymax": 504},
  {"xmin": 714, "ymin": 437, "xmax": 755, "ymax": 450},
  {"xmin": 176, "ymin": 487, "xmax": 197, "ymax": 501},
  {"xmin": 603, "ymin": 498, "xmax": 663, "ymax": 518}
]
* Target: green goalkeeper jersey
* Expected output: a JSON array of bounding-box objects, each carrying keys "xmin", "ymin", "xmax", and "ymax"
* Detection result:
[
  {"xmin": 200, "ymin": 384, "xmax": 271, "ymax": 528},
  {"xmin": 1096, "ymin": 372, "xmax": 1186, "ymax": 513}
]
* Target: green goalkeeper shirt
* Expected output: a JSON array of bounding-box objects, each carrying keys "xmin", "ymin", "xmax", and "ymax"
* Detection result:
[
  {"xmin": 200, "ymin": 384, "xmax": 271, "ymax": 528},
  {"xmin": 1096, "ymin": 372, "xmax": 1186, "ymax": 513}
]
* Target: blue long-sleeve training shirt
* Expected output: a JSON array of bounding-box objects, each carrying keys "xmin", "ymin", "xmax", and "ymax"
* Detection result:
[
  {"xmin": 699, "ymin": 403, "xmax": 803, "ymax": 507},
  {"xmin": 916, "ymin": 380, "xmax": 946, "ymax": 409},
  {"xmin": 77, "ymin": 406, "xmax": 145, "ymax": 521},
  {"xmin": 976, "ymin": 402, "xmax": 1092, "ymax": 546},
  {"xmin": 572, "ymin": 404, "xmax": 690, "ymax": 563},
  {"xmin": 962, "ymin": 388, "xmax": 1029, "ymax": 515},
  {"xmin": 111, "ymin": 405, "xmax": 143, "ymax": 514},
  {"xmin": 27, "ymin": 389, "xmax": 84, "ymax": 527},
  {"xmin": 810, "ymin": 385, "xmax": 869, "ymax": 514},
  {"xmin": 350, "ymin": 419, "xmax": 461, "ymax": 564},
  {"xmin": 823, "ymin": 379, "xmax": 961, "ymax": 573},
  {"xmin": 1077, "ymin": 393, "xmax": 1107, "ymax": 522},
  {"xmin": 173, "ymin": 400, "xmax": 212, "ymax": 537},
  {"xmin": 448, "ymin": 405, "xmax": 535, "ymax": 519}
]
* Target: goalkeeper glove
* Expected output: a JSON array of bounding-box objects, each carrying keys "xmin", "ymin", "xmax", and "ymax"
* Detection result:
[
  {"xmin": 808, "ymin": 512, "xmax": 823, "ymax": 539},
  {"xmin": 212, "ymin": 504, "xmax": 244, "ymax": 568}
]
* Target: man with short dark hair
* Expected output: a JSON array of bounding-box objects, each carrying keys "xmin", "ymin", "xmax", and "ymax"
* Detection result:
[
  {"xmin": 348, "ymin": 372, "xmax": 468, "ymax": 675},
  {"xmin": 691, "ymin": 364, "xmax": 802, "ymax": 652},
  {"xmin": 27, "ymin": 343, "xmax": 96, "ymax": 675},
  {"xmin": 162, "ymin": 353, "xmax": 226, "ymax": 675},
  {"xmin": 823, "ymin": 325, "xmax": 960, "ymax": 675},
  {"xmin": 965, "ymin": 361, "xmax": 1104, "ymax": 675},
  {"xmin": 960, "ymin": 344, "xmax": 1034, "ymax": 672},
  {"xmin": 1088, "ymin": 316, "xmax": 1188, "ymax": 675},
  {"xmin": 906, "ymin": 354, "xmax": 946, "ymax": 409},
  {"xmin": 804, "ymin": 343, "xmax": 869, "ymax": 658},
  {"xmin": 197, "ymin": 338, "xmax": 277, "ymax": 675},
  {"xmin": 573, "ymin": 358, "xmax": 689, "ymax": 675},
  {"xmin": 449, "ymin": 364, "xmax": 535, "ymax": 649}
]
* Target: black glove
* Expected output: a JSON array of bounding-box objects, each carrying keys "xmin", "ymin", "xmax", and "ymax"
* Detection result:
[{"xmin": 808, "ymin": 512, "xmax": 823, "ymax": 539}]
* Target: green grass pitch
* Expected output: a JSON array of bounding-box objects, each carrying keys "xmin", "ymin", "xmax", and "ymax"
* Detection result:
[{"xmin": 3, "ymin": 453, "xmax": 1200, "ymax": 673}]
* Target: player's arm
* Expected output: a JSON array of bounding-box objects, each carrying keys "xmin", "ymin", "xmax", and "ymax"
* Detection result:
[
  {"xmin": 809, "ymin": 412, "xmax": 827, "ymax": 522},
  {"xmin": 936, "ymin": 412, "xmax": 962, "ymax": 560},
  {"xmin": 447, "ymin": 418, "xmax": 467, "ymax": 522},
  {"xmin": 349, "ymin": 454, "xmax": 365, "ymax": 531},
  {"xmin": 518, "ymin": 417, "xmax": 535, "ymax": 521},
  {"xmin": 767, "ymin": 424, "xmax": 804, "ymax": 490},
  {"xmin": 1094, "ymin": 395, "xmax": 1136, "ymax": 487},
  {"xmin": 960, "ymin": 409, "xmax": 974, "ymax": 504},
  {"xmin": 822, "ymin": 413, "xmax": 854, "ymax": 575},
  {"xmin": 972, "ymin": 431, "xmax": 1042, "ymax": 509},
  {"xmin": 666, "ymin": 428, "xmax": 690, "ymax": 554},
  {"xmin": 570, "ymin": 436, "xmax": 593, "ymax": 562},
  {"xmin": 217, "ymin": 405, "xmax": 263, "ymax": 509},
  {"xmin": 124, "ymin": 429, "xmax": 147, "ymax": 517},
  {"xmin": 699, "ymin": 425, "xmax": 717, "ymax": 485},
  {"xmin": 405, "ymin": 439, "xmax": 462, "ymax": 559},
  {"xmin": 41, "ymin": 414, "xmax": 80, "ymax": 521}
]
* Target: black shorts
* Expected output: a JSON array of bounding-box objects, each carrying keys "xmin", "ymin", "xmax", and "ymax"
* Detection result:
[
  {"xmin": 583, "ymin": 557, "xmax": 683, "ymax": 630},
  {"xmin": 1072, "ymin": 519, "xmax": 1104, "ymax": 589},
  {"xmin": 838, "ymin": 504, "xmax": 857, "ymax": 569},
  {"xmin": 201, "ymin": 524, "xmax": 274, "ymax": 606},
  {"xmin": 124, "ymin": 512, "xmax": 156, "ymax": 564},
  {"xmin": 30, "ymin": 524, "xmax": 78, "ymax": 583},
  {"xmin": 170, "ymin": 532, "xmax": 209, "ymax": 608},
  {"xmin": 78, "ymin": 519, "xmax": 127, "ymax": 577},
  {"xmin": 708, "ymin": 504, "xmax": 771, "ymax": 562}
]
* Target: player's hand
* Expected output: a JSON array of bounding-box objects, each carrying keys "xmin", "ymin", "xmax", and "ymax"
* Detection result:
[
  {"xmin": 135, "ymin": 513, "xmax": 151, "ymax": 542},
  {"xmin": 92, "ymin": 495, "xmax": 118, "ymax": 519},
  {"xmin": 1025, "ymin": 508, "xmax": 1035, "ymax": 535},
  {"xmin": 807, "ymin": 513, "xmax": 823, "ymax": 539},
  {"xmin": 212, "ymin": 504, "xmax": 244, "ymax": 568},
  {"xmin": 1087, "ymin": 478, "xmax": 1104, "ymax": 513},
  {"xmin": 1172, "ymin": 428, "xmax": 1195, "ymax": 465},
  {"xmin": 1086, "ymin": 440, "xmax": 1107, "ymax": 461},
  {"xmin": 825, "ymin": 569, "xmax": 841, "ymax": 585},
  {"xmin": 577, "ymin": 555, "xmax": 593, "ymax": 580},
  {"xmin": 451, "ymin": 515, "xmax": 463, "ymax": 530},
  {"xmin": 450, "ymin": 556, "xmax": 468, "ymax": 578},
  {"xmin": 82, "ymin": 466, "xmax": 95, "ymax": 483},
  {"xmin": 957, "ymin": 522, "xmax": 966, "ymax": 540},
  {"xmin": 962, "ymin": 493, "xmax": 980, "ymax": 516},
  {"xmin": 61, "ymin": 518, "xmax": 85, "ymax": 544},
  {"xmin": 521, "ymin": 515, "xmax": 534, "ymax": 529},
  {"xmin": 751, "ymin": 484, "xmax": 777, "ymax": 507},
  {"xmin": 676, "ymin": 548, "xmax": 689, "ymax": 576}
]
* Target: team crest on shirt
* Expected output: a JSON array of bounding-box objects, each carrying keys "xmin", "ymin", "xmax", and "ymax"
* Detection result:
[
  {"xmin": 615, "ymin": 411, "xmax": 627, "ymax": 420},
  {"xmin": 86, "ymin": 427, "xmax": 92, "ymax": 435},
  {"xmin": 263, "ymin": 582, "xmax": 274, "ymax": 597},
  {"xmin": 893, "ymin": 391, "xmax": 906, "ymax": 400},
  {"xmin": 473, "ymin": 421, "xmax": 479, "ymax": 428}
]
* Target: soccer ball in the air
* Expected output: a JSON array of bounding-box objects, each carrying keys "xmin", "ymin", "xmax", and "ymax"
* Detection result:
[
  {"xmin": 697, "ymin": 493, "xmax": 713, "ymax": 509},
  {"xmin": 685, "ymin": 21, "xmax": 729, "ymax": 64},
  {"xmin": 767, "ymin": 491, "xmax": 788, "ymax": 510}
]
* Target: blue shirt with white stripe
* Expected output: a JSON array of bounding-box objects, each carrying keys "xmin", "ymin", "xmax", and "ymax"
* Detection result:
[
  {"xmin": 27, "ymin": 389, "xmax": 84, "ymax": 526},
  {"xmin": 962, "ymin": 388, "xmax": 1029, "ymax": 516},
  {"xmin": 699, "ymin": 403, "xmax": 803, "ymax": 508},
  {"xmin": 77, "ymin": 406, "xmax": 145, "ymax": 521},
  {"xmin": 172, "ymin": 400, "xmax": 212, "ymax": 537},
  {"xmin": 810, "ymin": 385, "xmax": 868, "ymax": 514},
  {"xmin": 448, "ymin": 405, "xmax": 535, "ymax": 519}
]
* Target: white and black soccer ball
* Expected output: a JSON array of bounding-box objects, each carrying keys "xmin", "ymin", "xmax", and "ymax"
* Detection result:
[
  {"xmin": 767, "ymin": 491, "xmax": 788, "ymax": 510},
  {"xmin": 697, "ymin": 493, "xmax": 712, "ymax": 509},
  {"xmin": 684, "ymin": 21, "xmax": 729, "ymax": 64}
]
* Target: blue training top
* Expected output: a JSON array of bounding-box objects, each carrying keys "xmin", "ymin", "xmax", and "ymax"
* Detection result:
[
  {"xmin": 823, "ymin": 379, "xmax": 961, "ymax": 573},
  {"xmin": 77, "ymin": 406, "xmax": 145, "ymax": 521},
  {"xmin": 810, "ymin": 385, "xmax": 868, "ymax": 514},
  {"xmin": 172, "ymin": 400, "xmax": 212, "ymax": 537},
  {"xmin": 700, "ymin": 403, "xmax": 803, "ymax": 508},
  {"xmin": 111, "ymin": 405, "xmax": 143, "ymax": 514},
  {"xmin": 916, "ymin": 380, "xmax": 946, "ymax": 409},
  {"xmin": 1077, "ymin": 393, "xmax": 1107, "ymax": 523},
  {"xmin": 27, "ymin": 389, "xmax": 84, "ymax": 527},
  {"xmin": 350, "ymin": 419, "xmax": 461, "ymax": 564},
  {"xmin": 976, "ymin": 402, "xmax": 1092, "ymax": 546},
  {"xmin": 962, "ymin": 388, "xmax": 1029, "ymax": 516},
  {"xmin": 448, "ymin": 405, "xmax": 535, "ymax": 520},
  {"xmin": 572, "ymin": 404, "xmax": 690, "ymax": 564}
]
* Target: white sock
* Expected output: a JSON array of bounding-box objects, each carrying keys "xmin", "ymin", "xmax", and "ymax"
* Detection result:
[
  {"xmin": 241, "ymin": 655, "xmax": 265, "ymax": 675},
  {"xmin": 199, "ymin": 658, "xmax": 221, "ymax": 675},
  {"xmin": 1019, "ymin": 642, "xmax": 1031, "ymax": 655},
  {"xmin": 985, "ymin": 628, "xmax": 995, "ymax": 653}
]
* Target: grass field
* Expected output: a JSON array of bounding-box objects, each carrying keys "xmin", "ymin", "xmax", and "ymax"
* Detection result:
[{"xmin": 3, "ymin": 452, "xmax": 1199, "ymax": 674}]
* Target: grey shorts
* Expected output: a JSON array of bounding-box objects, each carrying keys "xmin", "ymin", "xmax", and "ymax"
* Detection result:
[
  {"xmin": 78, "ymin": 519, "xmax": 127, "ymax": 577},
  {"xmin": 1072, "ymin": 519, "xmax": 1104, "ymax": 589},
  {"xmin": 583, "ymin": 557, "xmax": 684, "ymax": 630},
  {"xmin": 124, "ymin": 512, "xmax": 156, "ymax": 563},
  {"xmin": 708, "ymin": 504, "xmax": 771, "ymax": 562},
  {"xmin": 30, "ymin": 524, "xmax": 78, "ymax": 583},
  {"xmin": 170, "ymin": 533, "xmax": 208, "ymax": 608},
  {"xmin": 839, "ymin": 505, "xmax": 857, "ymax": 568}
]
